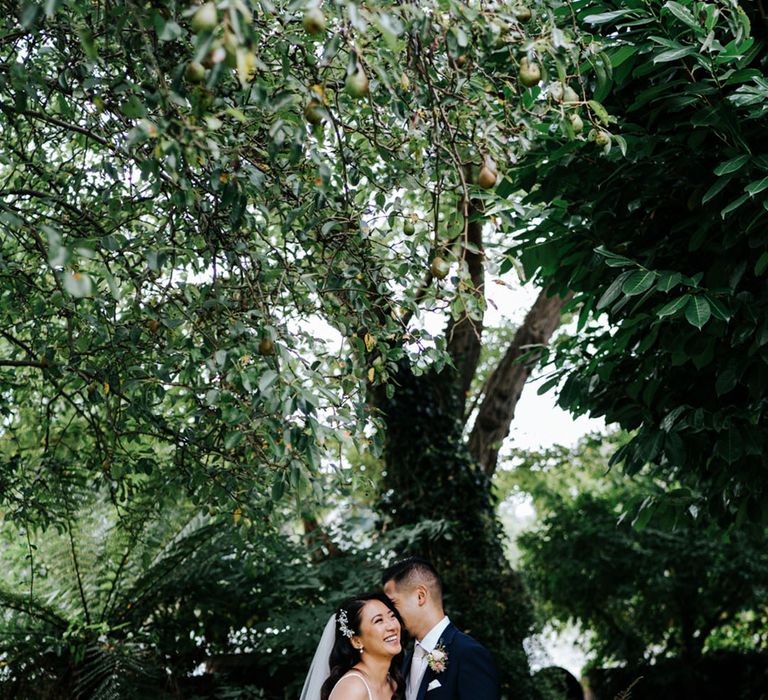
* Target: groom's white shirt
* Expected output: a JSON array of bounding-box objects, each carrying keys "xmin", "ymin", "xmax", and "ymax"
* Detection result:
[
  {"xmin": 407, "ymin": 616, "xmax": 450, "ymax": 700},
  {"xmin": 419, "ymin": 615, "xmax": 451, "ymax": 655}
]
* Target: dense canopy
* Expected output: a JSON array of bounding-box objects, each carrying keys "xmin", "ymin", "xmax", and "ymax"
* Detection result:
[{"xmin": 514, "ymin": 0, "xmax": 768, "ymax": 522}]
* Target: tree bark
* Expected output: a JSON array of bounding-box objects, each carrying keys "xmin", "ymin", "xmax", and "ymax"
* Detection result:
[
  {"xmin": 468, "ymin": 287, "xmax": 573, "ymax": 475},
  {"xmin": 446, "ymin": 201, "xmax": 485, "ymax": 414}
]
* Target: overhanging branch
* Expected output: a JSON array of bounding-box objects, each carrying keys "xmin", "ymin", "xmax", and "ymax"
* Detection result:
[{"xmin": 468, "ymin": 287, "xmax": 573, "ymax": 475}]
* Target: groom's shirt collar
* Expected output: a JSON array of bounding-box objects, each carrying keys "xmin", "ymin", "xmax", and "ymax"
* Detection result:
[{"xmin": 417, "ymin": 616, "xmax": 450, "ymax": 653}]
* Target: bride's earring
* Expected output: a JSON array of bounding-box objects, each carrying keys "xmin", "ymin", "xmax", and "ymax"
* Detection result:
[{"xmin": 358, "ymin": 645, "xmax": 364, "ymax": 654}]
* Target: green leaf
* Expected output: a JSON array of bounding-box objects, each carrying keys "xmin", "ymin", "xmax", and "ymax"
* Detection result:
[
  {"xmin": 607, "ymin": 45, "xmax": 638, "ymax": 68},
  {"xmin": 661, "ymin": 406, "xmax": 686, "ymax": 432},
  {"xmin": 702, "ymin": 175, "xmax": 732, "ymax": 204},
  {"xmin": 597, "ymin": 271, "xmax": 632, "ymax": 310},
  {"xmin": 496, "ymin": 178, "xmax": 516, "ymax": 199},
  {"xmin": 43, "ymin": 224, "xmax": 67, "ymax": 267},
  {"xmin": 537, "ymin": 375, "xmax": 561, "ymax": 395},
  {"xmin": 63, "ymin": 271, "xmax": 92, "ymax": 297},
  {"xmin": 713, "ymin": 155, "xmax": 749, "ymax": 176},
  {"xmin": 704, "ymin": 295, "xmax": 731, "ymax": 321},
  {"xmin": 121, "ymin": 95, "xmax": 147, "ymax": 119},
  {"xmin": 720, "ymin": 193, "xmax": 749, "ymax": 218},
  {"xmin": 715, "ymin": 427, "xmax": 742, "ymax": 464},
  {"xmin": 656, "ymin": 271, "xmax": 682, "ymax": 292},
  {"xmin": 225, "ymin": 107, "xmax": 248, "ymax": 123},
  {"xmin": 715, "ymin": 363, "xmax": 740, "ymax": 396},
  {"xmin": 594, "ymin": 245, "xmax": 635, "ymax": 268},
  {"xmin": 755, "ymin": 251, "xmax": 768, "ymax": 276},
  {"xmin": 258, "ymin": 370, "xmax": 279, "ymax": 394},
  {"xmin": 613, "ymin": 134, "xmax": 628, "ymax": 157},
  {"xmin": 588, "ymin": 99, "xmax": 610, "ymax": 124},
  {"xmin": 583, "ymin": 10, "xmax": 637, "ymax": 25},
  {"xmin": 745, "ymin": 176, "xmax": 768, "ymax": 197},
  {"xmin": 653, "ymin": 47, "xmax": 696, "ymax": 63},
  {"xmin": 622, "ymin": 270, "xmax": 657, "ymax": 296},
  {"xmin": 632, "ymin": 502, "xmax": 655, "ymax": 531},
  {"xmin": 638, "ymin": 431, "xmax": 664, "ymax": 462},
  {"xmin": 45, "ymin": 0, "xmax": 65, "ymax": 17},
  {"xmin": 657, "ymin": 295, "xmax": 690, "ymax": 318},
  {"xmin": 158, "ymin": 20, "xmax": 183, "ymax": 42},
  {"xmin": 224, "ymin": 431, "xmax": 243, "ymax": 449},
  {"xmin": 663, "ymin": 2, "xmax": 698, "ymax": 29},
  {"xmin": 685, "ymin": 296, "xmax": 711, "ymax": 329},
  {"xmin": 21, "ymin": 2, "xmax": 41, "ymax": 29}
]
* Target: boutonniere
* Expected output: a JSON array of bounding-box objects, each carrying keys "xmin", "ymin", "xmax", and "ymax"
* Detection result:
[{"xmin": 426, "ymin": 642, "xmax": 448, "ymax": 673}]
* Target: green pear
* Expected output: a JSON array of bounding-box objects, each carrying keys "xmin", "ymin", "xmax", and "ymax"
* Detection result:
[
  {"xmin": 519, "ymin": 58, "xmax": 541, "ymax": 87},
  {"xmin": 303, "ymin": 7, "xmax": 326, "ymax": 35},
  {"xmin": 431, "ymin": 256, "xmax": 450, "ymax": 280},
  {"xmin": 191, "ymin": 2, "xmax": 217, "ymax": 33},
  {"xmin": 478, "ymin": 165, "xmax": 498, "ymax": 189},
  {"xmin": 345, "ymin": 68, "xmax": 369, "ymax": 98}
]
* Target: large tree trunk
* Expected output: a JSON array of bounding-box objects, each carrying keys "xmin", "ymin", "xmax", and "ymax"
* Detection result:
[
  {"xmin": 373, "ymin": 192, "xmax": 572, "ymax": 697},
  {"xmin": 375, "ymin": 363, "xmax": 537, "ymax": 699},
  {"xmin": 468, "ymin": 288, "xmax": 573, "ymax": 475}
]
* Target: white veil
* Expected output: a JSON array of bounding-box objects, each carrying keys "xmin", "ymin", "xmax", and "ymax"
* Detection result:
[{"xmin": 299, "ymin": 614, "xmax": 337, "ymax": 700}]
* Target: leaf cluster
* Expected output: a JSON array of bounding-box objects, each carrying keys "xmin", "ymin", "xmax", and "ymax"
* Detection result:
[
  {"xmin": 510, "ymin": 0, "xmax": 768, "ymax": 521},
  {"xmin": 508, "ymin": 434, "xmax": 768, "ymax": 669}
]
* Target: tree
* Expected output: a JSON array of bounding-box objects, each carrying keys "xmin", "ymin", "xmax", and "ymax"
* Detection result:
[
  {"xmin": 0, "ymin": 493, "xmax": 402, "ymax": 698},
  {"xmin": 1, "ymin": 0, "xmax": 607, "ymax": 697},
  {"xmin": 504, "ymin": 434, "xmax": 768, "ymax": 671},
  {"xmin": 509, "ymin": 0, "xmax": 768, "ymax": 522}
]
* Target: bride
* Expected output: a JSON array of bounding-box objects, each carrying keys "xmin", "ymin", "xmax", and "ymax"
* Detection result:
[{"xmin": 300, "ymin": 591, "xmax": 406, "ymax": 700}]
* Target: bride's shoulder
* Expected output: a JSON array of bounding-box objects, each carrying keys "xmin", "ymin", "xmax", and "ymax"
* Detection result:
[{"xmin": 329, "ymin": 672, "xmax": 371, "ymax": 700}]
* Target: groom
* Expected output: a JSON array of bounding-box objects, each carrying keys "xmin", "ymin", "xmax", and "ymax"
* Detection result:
[{"xmin": 382, "ymin": 557, "xmax": 500, "ymax": 700}]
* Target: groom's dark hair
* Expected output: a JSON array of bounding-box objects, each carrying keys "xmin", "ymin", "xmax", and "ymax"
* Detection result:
[{"xmin": 382, "ymin": 556, "xmax": 443, "ymax": 601}]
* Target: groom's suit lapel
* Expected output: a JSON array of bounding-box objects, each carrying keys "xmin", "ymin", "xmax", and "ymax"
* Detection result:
[
  {"xmin": 416, "ymin": 623, "xmax": 458, "ymax": 700},
  {"xmin": 403, "ymin": 647, "xmax": 414, "ymax": 679}
]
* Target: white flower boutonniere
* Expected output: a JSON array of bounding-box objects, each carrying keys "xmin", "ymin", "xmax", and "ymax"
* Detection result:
[{"xmin": 426, "ymin": 642, "xmax": 448, "ymax": 673}]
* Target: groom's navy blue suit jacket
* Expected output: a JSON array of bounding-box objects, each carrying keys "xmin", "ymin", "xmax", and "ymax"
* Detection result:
[{"xmin": 404, "ymin": 622, "xmax": 500, "ymax": 700}]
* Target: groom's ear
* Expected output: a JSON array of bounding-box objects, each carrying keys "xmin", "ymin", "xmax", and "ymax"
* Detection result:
[{"xmin": 416, "ymin": 584, "xmax": 429, "ymax": 606}]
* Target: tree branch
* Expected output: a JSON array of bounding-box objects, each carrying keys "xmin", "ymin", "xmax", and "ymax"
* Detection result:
[
  {"xmin": 0, "ymin": 359, "xmax": 48, "ymax": 368},
  {"xmin": 468, "ymin": 287, "xmax": 573, "ymax": 475}
]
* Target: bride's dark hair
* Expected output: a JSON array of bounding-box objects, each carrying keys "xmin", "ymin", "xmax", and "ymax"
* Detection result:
[{"xmin": 320, "ymin": 591, "xmax": 406, "ymax": 700}]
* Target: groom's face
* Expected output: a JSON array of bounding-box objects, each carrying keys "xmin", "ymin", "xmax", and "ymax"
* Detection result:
[{"xmin": 383, "ymin": 580, "xmax": 419, "ymax": 635}]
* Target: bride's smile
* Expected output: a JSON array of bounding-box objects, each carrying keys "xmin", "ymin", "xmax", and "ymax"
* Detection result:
[{"xmin": 355, "ymin": 601, "xmax": 403, "ymax": 657}]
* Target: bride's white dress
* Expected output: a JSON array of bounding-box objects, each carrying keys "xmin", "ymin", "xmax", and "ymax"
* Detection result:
[{"xmin": 330, "ymin": 672, "xmax": 373, "ymax": 700}]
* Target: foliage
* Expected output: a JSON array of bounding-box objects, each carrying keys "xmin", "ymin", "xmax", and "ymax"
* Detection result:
[
  {"xmin": 510, "ymin": 0, "xmax": 768, "ymax": 521},
  {"xmin": 505, "ymin": 434, "xmax": 768, "ymax": 668},
  {"xmin": 3, "ymin": 0, "xmax": 700, "ymax": 697},
  {"xmin": 0, "ymin": 482, "xmax": 450, "ymax": 698},
  {"xmin": 0, "ymin": 0, "xmax": 609, "ymax": 524},
  {"xmin": 584, "ymin": 651, "xmax": 768, "ymax": 700},
  {"xmin": 0, "ymin": 0, "xmax": 609, "ymax": 695}
]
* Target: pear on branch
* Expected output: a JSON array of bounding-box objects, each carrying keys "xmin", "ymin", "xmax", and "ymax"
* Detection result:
[
  {"xmin": 190, "ymin": 2, "xmax": 218, "ymax": 33},
  {"xmin": 345, "ymin": 65, "xmax": 369, "ymax": 98},
  {"xmin": 303, "ymin": 7, "xmax": 326, "ymax": 35},
  {"xmin": 519, "ymin": 57, "xmax": 541, "ymax": 87}
]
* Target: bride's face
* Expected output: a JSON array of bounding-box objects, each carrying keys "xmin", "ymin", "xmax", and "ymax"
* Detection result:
[{"xmin": 354, "ymin": 599, "xmax": 402, "ymax": 658}]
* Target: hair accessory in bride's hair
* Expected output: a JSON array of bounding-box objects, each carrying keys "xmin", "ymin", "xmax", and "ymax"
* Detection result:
[{"xmin": 337, "ymin": 609, "xmax": 354, "ymax": 638}]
